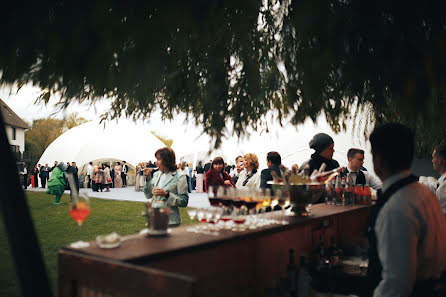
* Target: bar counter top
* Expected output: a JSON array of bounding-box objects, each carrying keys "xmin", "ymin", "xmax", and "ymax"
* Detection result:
[
  {"xmin": 59, "ymin": 203, "xmax": 372, "ymax": 297},
  {"xmin": 62, "ymin": 204, "xmax": 371, "ymax": 263}
]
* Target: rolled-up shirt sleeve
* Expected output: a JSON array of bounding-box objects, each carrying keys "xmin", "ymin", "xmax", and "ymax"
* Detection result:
[
  {"xmin": 373, "ymin": 207, "xmax": 418, "ymax": 297},
  {"xmin": 436, "ymin": 183, "xmax": 446, "ymax": 217},
  {"xmin": 366, "ymin": 172, "xmax": 383, "ymax": 190}
]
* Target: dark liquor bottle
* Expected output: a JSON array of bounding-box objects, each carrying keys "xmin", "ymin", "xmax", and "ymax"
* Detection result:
[
  {"xmin": 287, "ymin": 249, "xmax": 297, "ymax": 297},
  {"xmin": 317, "ymin": 237, "xmax": 329, "ymax": 271},
  {"xmin": 328, "ymin": 236, "xmax": 342, "ymax": 268},
  {"xmin": 297, "ymin": 256, "xmax": 311, "ymax": 297}
]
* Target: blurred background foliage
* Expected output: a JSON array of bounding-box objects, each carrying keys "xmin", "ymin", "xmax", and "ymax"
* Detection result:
[
  {"xmin": 25, "ymin": 113, "xmax": 89, "ymax": 166},
  {"xmin": 2, "ymin": 0, "xmax": 446, "ymax": 157}
]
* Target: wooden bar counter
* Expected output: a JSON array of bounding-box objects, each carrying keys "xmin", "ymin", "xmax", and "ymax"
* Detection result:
[{"xmin": 59, "ymin": 204, "xmax": 371, "ymax": 297}]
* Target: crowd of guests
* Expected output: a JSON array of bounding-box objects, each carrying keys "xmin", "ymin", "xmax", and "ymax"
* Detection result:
[
  {"xmin": 27, "ymin": 160, "xmax": 132, "ymax": 193},
  {"xmin": 86, "ymin": 161, "xmax": 129, "ymax": 192},
  {"xmin": 199, "ymin": 133, "xmax": 383, "ymax": 199},
  {"xmin": 29, "ymin": 161, "xmax": 79, "ymax": 190}
]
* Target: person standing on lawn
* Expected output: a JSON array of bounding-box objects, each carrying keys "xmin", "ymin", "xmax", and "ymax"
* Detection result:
[{"xmin": 46, "ymin": 162, "xmax": 67, "ymax": 204}]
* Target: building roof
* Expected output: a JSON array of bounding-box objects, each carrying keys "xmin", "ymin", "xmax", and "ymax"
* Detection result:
[{"xmin": 0, "ymin": 98, "xmax": 30, "ymax": 129}]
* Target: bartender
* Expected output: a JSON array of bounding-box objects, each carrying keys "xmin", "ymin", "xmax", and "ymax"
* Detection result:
[
  {"xmin": 301, "ymin": 133, "xmax": 340, "ymax": 173},
  {"xmin": 367, "ymin": 123, "xmax": 446, "ymax": 297},
  {"xmin": 341, "ymin": 148, "xmax": 382, "ymax": 190}
]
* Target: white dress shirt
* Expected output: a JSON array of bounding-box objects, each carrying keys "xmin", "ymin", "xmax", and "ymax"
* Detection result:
[
  {"xmin": 87, "ymin": 164, "xmax": 92, "ymax": 176},
  {"xmin": 235, "ymin": 169, "xmax": 261, "ymax": 188},
  {"xmin": 435, "ymin": 172, "xmax": 446, "ymax": 217},
  {"xmin": 373, "ymin": 170, "xmax": 446, "ymax": 297},
  {"xmin": 346, "ymin": 167, "xmax": 382, "ymax": 190}
]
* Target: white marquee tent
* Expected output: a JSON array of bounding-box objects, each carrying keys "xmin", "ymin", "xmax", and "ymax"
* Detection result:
[{"xmin": 38, "ymin": 120, "xmax": 166, "ymax": 170}]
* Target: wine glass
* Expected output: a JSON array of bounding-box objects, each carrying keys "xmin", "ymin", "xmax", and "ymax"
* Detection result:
[
  {"xmin": 220, "ymin": 188, "xmax": 233, "ymax": 228},
  {"xmin": 69, "ymin": 191, "xmax": 90, "ymax": 226},
  {"xmin": 276, "ymin": 189, "xmax": 290, "ymax": 213},
  {"xmin": 196, "ymin": 208, "xmax": 206, "ymax": 223},
  {"xmin": 262, "ymin": 189, "xmax": 271, "ymax": 216},
  {"xmin": 66, "ymin": 173, "xmax": 91, "ymax": 227},
  {"xmin": 206, "ymin": 208, "xmax": 222, "ymax": 232},
  {"xmin": 187, "ymin": 208, "xmax": 197, "ymax": 221},
  {"xmin": 268, "ymin": 189, "xmax": 279, "ymax": 222},
  {"xmin": 232, "ymin": 207, "xmax": 247, "ymax": 232},
  {"xmin": 269, "ymin": 189, "xmax": 278, "ymax": 210}
]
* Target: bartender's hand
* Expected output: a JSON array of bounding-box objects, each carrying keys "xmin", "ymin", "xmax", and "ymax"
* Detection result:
[
  {"xmin": 224, "ymin": 180, "xmax": 231, "ymax": 186},
  {"xmin": 152, "ymin": 188, "xmax": 168, "ymax": 197}
]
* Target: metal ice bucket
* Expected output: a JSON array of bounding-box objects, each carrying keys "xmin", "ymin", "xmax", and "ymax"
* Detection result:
[
  {"xmin": 268, "ymin": 181, "xmax": 325, "ymax": 216},
  {"xmin": 287, "ymin": 183, "xmax": 324, "ymax": 216},
  {"xmin": 145, "ymin": 205, "xmax": 170, "ymax": 235}
]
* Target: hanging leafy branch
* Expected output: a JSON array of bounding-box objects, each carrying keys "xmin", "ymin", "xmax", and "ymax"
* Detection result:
[{"xmin": 2, "ymin": 0, "xmax": 446, "ymax": 156}]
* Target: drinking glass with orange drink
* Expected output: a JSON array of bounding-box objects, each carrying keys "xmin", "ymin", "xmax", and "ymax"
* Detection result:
[
  {"xmin": 66, "ymin": 173, "xmax": 91, "ymax": 227},
  {"xmin": 69, "ymin": 192, "xmax": 90, "ymax": 226}
]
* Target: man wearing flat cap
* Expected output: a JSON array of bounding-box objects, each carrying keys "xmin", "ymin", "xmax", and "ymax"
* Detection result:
[{"xmin": 302, "ymin": 133, "xmax": 340, "ymax": 174}]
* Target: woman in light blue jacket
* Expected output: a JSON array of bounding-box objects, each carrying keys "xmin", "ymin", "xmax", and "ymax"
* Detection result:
[{"xmin": 144, "ymin": 147, "xmax": 188, "ymax": 226}]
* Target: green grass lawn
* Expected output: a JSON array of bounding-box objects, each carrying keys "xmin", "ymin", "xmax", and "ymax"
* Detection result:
[{"xmin": 0, "ymin": 191, "xmax": 195, "ymax": 297}]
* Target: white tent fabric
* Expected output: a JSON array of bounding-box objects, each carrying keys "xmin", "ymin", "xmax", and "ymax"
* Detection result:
[{"xmin": 38, "ymin": 120, "xmax": 166, "ymax": 169}]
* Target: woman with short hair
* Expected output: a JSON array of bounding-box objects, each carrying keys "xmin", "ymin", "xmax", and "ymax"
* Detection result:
[
  {"xmin": 236, "ymin": 153, "xmax": 261, "ymax": 188},
  {"xmin": 144, "ymin": 147, "xmax": 189, "ymax": 227}
]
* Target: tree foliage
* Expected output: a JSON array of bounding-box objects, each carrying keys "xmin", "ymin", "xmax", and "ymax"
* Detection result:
[
  {"xmin": 2, "ymin": 0, "xmax": 446, "ymax": 156},
  {"xmin": 25, "ymin": 114, "xmax": 89, "ymax": 165},
  {"xmin": 62, "ymin": 112, "xmax": 89, "ymax": 131}
]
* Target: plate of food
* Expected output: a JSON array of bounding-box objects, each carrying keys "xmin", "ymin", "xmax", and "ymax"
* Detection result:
[{"xmin": 96, "ymin": 232, "xmax": 121, "ymax": 248}]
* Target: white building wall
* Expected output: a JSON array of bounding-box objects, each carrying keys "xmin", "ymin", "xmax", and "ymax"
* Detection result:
[{"xmin": 5, "ymin": 125, "xmax": 26, "ymax": 152}]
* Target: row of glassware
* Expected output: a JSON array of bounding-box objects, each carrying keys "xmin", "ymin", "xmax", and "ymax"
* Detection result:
[{"xmin": 186, "ymin": 186, "xmax": 291, "ymax": 235}]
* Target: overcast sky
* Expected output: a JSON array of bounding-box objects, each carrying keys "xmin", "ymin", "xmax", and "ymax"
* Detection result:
[{"xmin": 0, "ymin": 84, "xmax": 113, "ymax": 123}]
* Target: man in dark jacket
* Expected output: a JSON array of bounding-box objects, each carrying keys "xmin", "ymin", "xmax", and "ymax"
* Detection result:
[
  {"xmin": 50, "ymin": 161, "xmax": 58, "ymax": 172},
  {"xmin": 66, "ymin": 161, "xmax": 79, "ymax": 200},
  {"xmin": 40, "ymin": 163, "xmax": 50, "ymax": 188},
  {"xmin": 260, "ymin": 151, "xmax": 282, "ymax": 191},
  {"xmin": 121, "ymin": 161, "xmax": 129, "ymax": 187},
  {"xmin": 301, "ymin": 133, "xmax": 340, "ymax": 174}
]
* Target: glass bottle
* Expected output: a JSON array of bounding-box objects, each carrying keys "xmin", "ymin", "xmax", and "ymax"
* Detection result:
[
  {"xmin": 334, "ymin": 176, "xmax": 343, "ymax": 206},
  {"xmin": 287, "ymin": 249, "xmax": 297, "ymax": 297},
  {"xmin": 297, "ymin": 256, "xmax": 311, "ymax": 297},
  {"xmin": 344, "ymin": 173, "xmax": 354, "ymax": 205}
]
